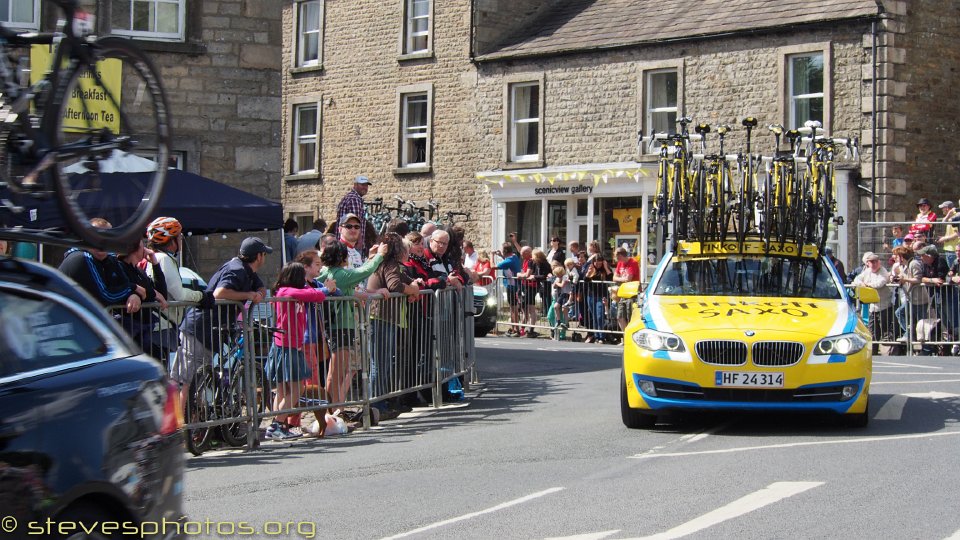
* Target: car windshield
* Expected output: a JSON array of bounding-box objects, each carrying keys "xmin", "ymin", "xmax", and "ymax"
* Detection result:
[{"xmin": 654, "ymin": 255, "xmax": 842, "ymax": 299}]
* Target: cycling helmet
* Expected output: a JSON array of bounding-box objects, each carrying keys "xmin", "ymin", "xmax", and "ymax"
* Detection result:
[{"xmin": 147, "ymin": 217, "xmax": 182, "ymax": 245}]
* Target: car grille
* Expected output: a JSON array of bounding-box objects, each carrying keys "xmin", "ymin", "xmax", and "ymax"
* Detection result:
[
  {"xmin": 752, "ymin": 341, "xmax": 805, "ymax": 366},
  {"xmin": 696, "ymin": 340, "xmax": 747, "ymax": 366},
  {"xmin": 648, "ymin": 381, "xmax": 852, "ymax": 403}
]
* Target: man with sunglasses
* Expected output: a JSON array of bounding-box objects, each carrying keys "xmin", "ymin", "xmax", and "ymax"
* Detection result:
[
  {"xmin": 339, "ymin": 213, "xmax": 366, "ymax": 270},
  {"xmin": 336, "ymin": 175, "xmax": 372, "ymax": 251}
]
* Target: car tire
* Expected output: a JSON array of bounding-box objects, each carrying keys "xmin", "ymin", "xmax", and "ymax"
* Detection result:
[
  {"xmin": 474, "ymin": 327, "xmax": 491, "ymax": 338},
  {"xmin": 56, "ymin": 503, "xmax": 115, "ymax": 539},
  {"xmin": 842, "ymin": 396, "xmax": 869, "ymax": 428},
  {"xmin": 621, "ymin": 370, "xmax": 656, "ymax": 429}
]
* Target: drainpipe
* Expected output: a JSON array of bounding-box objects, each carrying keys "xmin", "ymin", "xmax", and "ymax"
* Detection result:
[{"xmin": 871, "ymin": 1, "xmax": 885, "ymax": 223}]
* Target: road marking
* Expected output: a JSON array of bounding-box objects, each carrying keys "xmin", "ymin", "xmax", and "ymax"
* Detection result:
[
  {"xmin": 874, "ymin": 361, "xmax": 942, "ymax": 369},
  {"xmin": 380, "ymin": 487, "xmax": 565, "ymax": 540},
  {"xmin": 874, "ymin": 394, "xmax": 908, "ymax": 420},
  {"xmin": 944, "ymin": 529, "xmax": 960, "ymax": 540},
  {"xmin": 872, "ymin": 379, "xmax": 960, "ymax": 385},
  {"xmin": 902, "ymin": 391, "xmax": 960, "ymax": 399},
  {"xmin": 686, "ymin": 422, "xmax": 731, "ymax": 444},
  {"xmin": 546, "ymin": 531, "xmax": 621, "ymax": 540},
  {"xmin": 873, "ymin": 372, "xmax": 960, "ymax": 375},
  {"xmin": 629, "ymin": 431, "xmax": 960, "ymax": 459},
  {"xmin": 634, "ymin": 482, "xmax": 823, "ymax": 540}
]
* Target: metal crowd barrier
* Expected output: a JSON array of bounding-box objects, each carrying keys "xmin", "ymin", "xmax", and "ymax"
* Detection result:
[
  {"xmin": 108, "ymin": 286, "xmax": 477, "ymax": 451},
  {"xmin": 489, "ymin": 275, "xmax": 630, "ymax": 343},
  {"xmin": 859, "ymin": 282, "xmax": 960, "ymax": 357}
]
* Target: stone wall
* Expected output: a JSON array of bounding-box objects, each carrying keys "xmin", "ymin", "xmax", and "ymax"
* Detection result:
[
  {"xmin": 151, "ymin": 0, "xmax": 283, "ymax": 283},
  {"xmin": 281, "ymin": 0, "xmax": 490, "ymax": 250}
]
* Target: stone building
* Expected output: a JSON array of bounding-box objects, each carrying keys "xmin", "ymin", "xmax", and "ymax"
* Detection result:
[
  {"xmin": 11, "ymin": 0, "xmax": 283, "ymax": 279},
  {"xmin": 281, "ymin": 0, "xmax": 959, "ymax": 274}
]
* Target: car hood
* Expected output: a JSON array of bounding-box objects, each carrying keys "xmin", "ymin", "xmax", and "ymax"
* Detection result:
[{"xmin": 641, "ymin": 295, "xmax": 858, "ymax": 338}]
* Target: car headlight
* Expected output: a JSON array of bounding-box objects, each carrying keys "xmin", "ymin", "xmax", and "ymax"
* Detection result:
[
  {"xmin": 632, "ymin": 329, "xmax": 686, "ymax": 352},
  {"xmin": 486, "ymin": 298, "xmax": 496, "ymax": 307},
  {"xmin": 814, "ymin": 333, "xmax": 867, "ymax": 356}
]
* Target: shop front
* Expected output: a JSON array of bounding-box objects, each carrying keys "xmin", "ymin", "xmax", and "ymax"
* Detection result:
[
  {"xmin": 477, "ymin": 162, "xmax": 660, "ymax": 281},
  {"xmin": 476, "ymin": 162, "xmax": 853, "ymax": 282}
]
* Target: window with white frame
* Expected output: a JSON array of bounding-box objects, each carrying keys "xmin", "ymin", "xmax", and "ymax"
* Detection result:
[
  {"xmin": 111, "ymin": 0, "xmax": 185, "ymax": 41},
  {"xmin": 788, "ymin": 52, "xmax": 824, "ymax": 129},
  {"xmin": 1, "ymin": 0, "xmax": 38, "ymax": 29},
  {"xmin": 293, "ymin": 104, "xmax": 319, "ymax": 174},
  {"xmin": 296, "ymin": 1, "xmax": 322, "ymax": 67},
  {"xmin": 509, "ymin": 82, "xmax": 540, "ymax": 162},
  {"xmin": 646, "ymin": 69, "xmax": 678, "ymax": 136},
  {"xmin": 403, "ymin": 0, "xmax": 430, "ymax": 55},
  {"xmin": 400, "ymin": 92, "xmax": 429, "ymax": 167}
]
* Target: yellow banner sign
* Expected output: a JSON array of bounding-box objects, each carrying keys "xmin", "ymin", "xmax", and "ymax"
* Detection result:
[
  {"xmin": 30, "ymin": 45, "xmax": 121, "ymax": 132},
  {"xmin": 676, "ymin": 240, "xmax": 820, "ymax": 258}
]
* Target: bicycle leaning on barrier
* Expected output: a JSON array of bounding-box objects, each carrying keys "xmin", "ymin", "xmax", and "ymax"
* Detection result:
[{"xmin": 0, "ymin": 0, "xmax": 171, "ymax": 249}]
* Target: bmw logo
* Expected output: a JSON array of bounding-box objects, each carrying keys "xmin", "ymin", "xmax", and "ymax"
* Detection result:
[{"xmin": 745, "ymin": 330, "xmax": 756, "ymax": 337}]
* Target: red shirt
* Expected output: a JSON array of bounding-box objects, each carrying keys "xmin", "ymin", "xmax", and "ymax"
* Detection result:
[{"xmin": 615, "ymin": 258, "xmax": 640, "ymax": 282}]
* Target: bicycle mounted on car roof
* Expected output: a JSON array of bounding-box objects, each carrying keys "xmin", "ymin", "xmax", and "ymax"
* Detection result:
[{"xmin": 0, "ymin": 0, "xmax": 170, "ymax": 250}]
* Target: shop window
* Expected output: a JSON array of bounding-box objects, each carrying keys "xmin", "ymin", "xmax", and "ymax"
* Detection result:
[
  {"xmin": 504, "ymin": 201, "xmax": 541, "ymax": 247},
  {"xmin": 295, "ymin": 0, "xmax": 323, "ymax": 68},
  {"xmin": 508, "ymin": 81, "xmax": 541, "ymax": 162},
  {"xmin": 2, "ymin": 0, "xmax": 38, "ymax": 30},
  {"xmin": 292, "ymin": 103, "xmax": 319, "ymax": 174},
  {"xmin": 787, "ymin": 52, "xmax": 824, "ymax": 129},
  {"xmin": 110, "ymin": 0, "xmax": 185, "ymax": 41}
]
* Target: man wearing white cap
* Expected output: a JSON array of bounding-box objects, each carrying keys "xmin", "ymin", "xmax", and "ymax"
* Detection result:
[
  {"xmin": 336, "ymin": 175, "xmax": 372, "ymax": 251},
  {"xmin": 937, "ymin": 200, "xmax": 959, "ymax": 268}
]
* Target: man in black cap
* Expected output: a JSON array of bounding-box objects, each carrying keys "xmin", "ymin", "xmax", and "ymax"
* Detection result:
[
  {"xmin": 174, "ymin": 236, "xmax": 272, "ymax": 407},
  {"xmin": 910, "ymin": 198, "xmax": 937, "ymax": 237}
]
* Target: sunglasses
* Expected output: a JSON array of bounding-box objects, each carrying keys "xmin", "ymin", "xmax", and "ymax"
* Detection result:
[{"xmin": 341, "ymin": 224, "xmax": 361, "ymax": 230}]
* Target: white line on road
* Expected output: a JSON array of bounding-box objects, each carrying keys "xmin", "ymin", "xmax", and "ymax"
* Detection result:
[
  {"xmin": 874, "ymin": 361, "xmax": 943, "ymax": 369},
  {"xmin": 873, "ymin": 372, "xmax": 960, "ymax": 376},
  {"xmin": 634, "ymin": 482, "xmax": 824, "ymax": 540},
  {"xmin": 872, "ymin": 379, "xmax": 960, "ymax": 385},
  {"xmin": 944, "ymin": 528, "xmax": 960, "ymax": 540},
  {"xmin": 874, "ymin": 394, "xmax": 909, "ymax": 420},
  {"xmin": 379, "ymin": 487, "xmax": 565, "ymax": 540},
  {"xmin": 546, "ymin": 531, "xmax": 622, "ymax": 540},
  {"xmin": 629, "ymin": 430, "xmax": 960, "ymax": 459}
]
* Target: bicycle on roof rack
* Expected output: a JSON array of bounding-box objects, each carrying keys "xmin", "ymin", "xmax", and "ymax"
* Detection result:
[
  {"xmin": 0, "ymin": 0, "xmax": 170, "ymax": 250},
  {"xmin": 647, "ymin": 115, "xmax": 859, "ymax": 256}
]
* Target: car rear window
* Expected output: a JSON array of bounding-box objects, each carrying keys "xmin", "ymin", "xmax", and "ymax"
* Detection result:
[{"xmin": 0, "ymin": 289, "xmax": 110, "ymax": 379}]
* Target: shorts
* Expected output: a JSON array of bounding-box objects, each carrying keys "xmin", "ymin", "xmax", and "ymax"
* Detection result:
[
  {"xmin": 264, "ymin": 345, "xmax": 311, "ymax": 383},
  {"xmin": 519, "ymin": 284, "xmax": 537, "ymax": 307},
  {"xmin": 327, "ymin": 327, "xmax": 357, "ymax": 350},
  {"xmin": 171, "ymin": 331, "xmax": 213, "ymax": 385},
  {"xmin": 616, "ymin": 300, "xmax": 633, "ymax": 320},
  {"xmin": 506, "ymin": 288, "xmax": 519, "ymax": 307}
]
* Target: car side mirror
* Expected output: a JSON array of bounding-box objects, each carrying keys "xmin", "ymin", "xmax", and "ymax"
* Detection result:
[
  {"xmin": 854, "ymin": 286, "xmax": 880, "ymax": 304},
  {"xmin": 617, "ymin": 281, "xmax": 641, "ymax": 299}
]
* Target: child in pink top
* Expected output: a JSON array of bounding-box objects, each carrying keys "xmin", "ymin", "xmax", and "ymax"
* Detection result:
[{"xmin": 265, "ymin": 262, "xmax": 331, "ymax": 441}]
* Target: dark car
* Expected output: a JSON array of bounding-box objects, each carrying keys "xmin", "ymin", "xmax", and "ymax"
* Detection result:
[
  {"xmin": 0, "ymin": 256, "xmax": 184, "ymax": 539},
  {"xmin": 472, "ymin": 285, "xmax": 497, "ymax": 337}
]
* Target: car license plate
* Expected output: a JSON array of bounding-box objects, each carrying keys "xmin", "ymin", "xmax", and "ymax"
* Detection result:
[{"xmin": 715, "ymin": 371, "xmax": 784, "ymax": 388}]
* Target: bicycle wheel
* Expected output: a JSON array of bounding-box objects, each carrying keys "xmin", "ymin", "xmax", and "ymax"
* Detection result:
[
  {"xmin": 184, "ymin": 368, "xmax": 214, "ymax": 456},
  {"xmin": 44, "ymin": 37, "xmax": 171, "ymax": 250},
  {"xmin": 219, "ymin": 375, "xmax": 250, "ymax": 448}
]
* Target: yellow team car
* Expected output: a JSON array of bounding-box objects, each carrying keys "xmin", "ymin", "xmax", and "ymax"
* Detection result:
[{"xmin": 619, "ymin": 241, "xmax": 879, "ymax": 429}]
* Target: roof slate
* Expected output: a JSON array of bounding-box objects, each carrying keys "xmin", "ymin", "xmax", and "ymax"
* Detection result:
[{"xmin": 478, "ymin": 0, "xmax": 880, "ymax": 60}]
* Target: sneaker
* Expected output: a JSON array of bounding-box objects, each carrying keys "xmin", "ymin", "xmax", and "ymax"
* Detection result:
[
  {"xmin": 278, "ymin": 424, "xmax": 302, "ymax": 440},
  {"xmin": 506, "ymin": 329, "xmax": 518, "ymax": 337},
  {"xmin": 264, "ymin": 422, "xmax": 282, "ymax": 440},
  {"xmin": 527, "ymin": 330, "xmax": 539, "ymax": 338}
]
